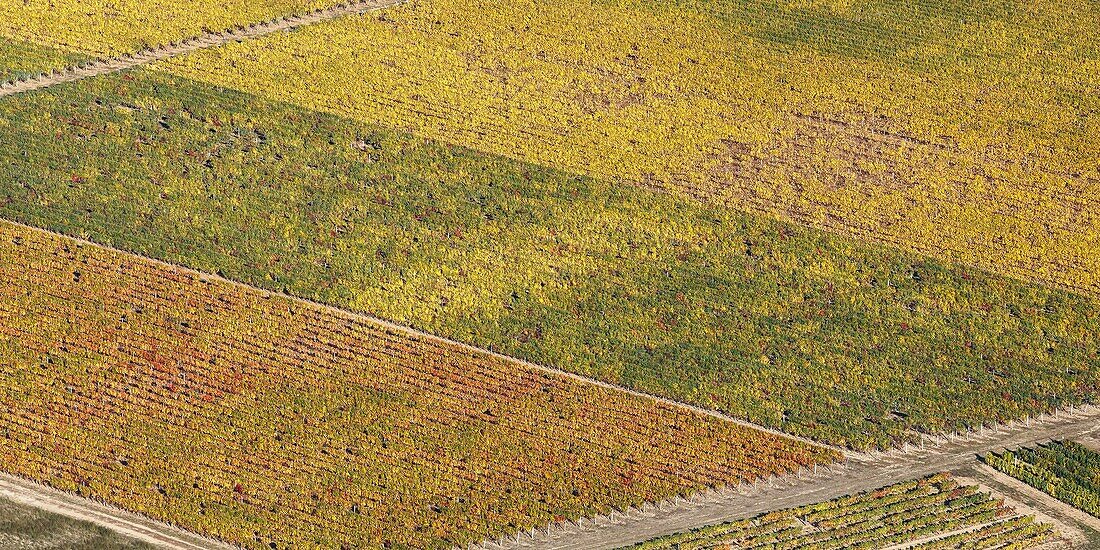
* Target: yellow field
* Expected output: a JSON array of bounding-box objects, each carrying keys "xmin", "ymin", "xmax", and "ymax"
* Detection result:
[
  {"xmin": 0, "ymin": 0, "xmax": 345, "ymax": 60},
  {"xmin": 160, "ymin": 0, "xmax": 1100, "ymax": 296}
]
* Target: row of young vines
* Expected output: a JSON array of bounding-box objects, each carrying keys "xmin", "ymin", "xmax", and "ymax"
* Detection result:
[
  {"xmin": 622, "ymin": 473, "xmax": 1057, "ymax": 550},
  {"xmin": 983, "ymin": 441, "xmax": 1100, "ymax": 519}
]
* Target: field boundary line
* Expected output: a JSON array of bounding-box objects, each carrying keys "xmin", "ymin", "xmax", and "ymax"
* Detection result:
[
  {"xmin": 0, "ymin": 217, "xmax": 846, "ymax": 455},
  {"xmin": 877, "ymin": 512, "xmax": 1044, "ymax": 550},
  {"xmin": 0, "ymin": 0, "xmax": 404, "ymax": 99},
  {"xmin": 0, "ymin": 472, "xmax": 233, "ymax": 550},
  {"xmin": 472, "ymin": 403, "xmax": 1100, "ymax": 550},
  {"xmin": 972, "ymin": 462, "xmax": 1100, "ymax": 532},
  {"xmin": 926, "ymin": 473, "xmax": 1081, "ymax": 549},
  {"xmin": 0, "ymin": 217, "xmax": 840, "ymax": 547}
]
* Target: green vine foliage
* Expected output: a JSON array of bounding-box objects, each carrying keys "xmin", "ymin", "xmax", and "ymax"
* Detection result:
[{"xmin": 1, "ymin": 68, "xmax": 1098, "ymax": 449}]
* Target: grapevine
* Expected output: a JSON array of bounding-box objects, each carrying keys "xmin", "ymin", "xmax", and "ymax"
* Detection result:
[{"xmin": 0, "ymin": 220, "xmax": 835, "ymax": 549}]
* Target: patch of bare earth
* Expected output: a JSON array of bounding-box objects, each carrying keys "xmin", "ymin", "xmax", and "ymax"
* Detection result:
[
  {"xmin": 953, "ymin": 470, "xmax": 1083, "ymax": 548},
  {"xmin": 962, "ymin": 463, "xmax": 1100, "ymax": 548},
  {"xmin": 692, "ymin": 110, "xmax": 1100, "ymax": 296}
]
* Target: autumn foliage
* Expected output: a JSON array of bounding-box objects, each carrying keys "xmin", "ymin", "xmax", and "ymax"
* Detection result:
[
  {"xmin": 0, "ymin": 221, "xmax": 835, "ymax": 548},
  {"xmin": 624, "ymin": 473, "xmax": 1056, "ymax": 549}
]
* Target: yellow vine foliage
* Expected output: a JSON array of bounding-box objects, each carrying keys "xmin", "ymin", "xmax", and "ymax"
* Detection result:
[
  {"xmin": 0, "ymin": 220, "xmax": 836, "ymax": 548},
  {"xmin": 0, "ymin": 0, "xmax": 344, "ymax": 59},
  {"xmin": 161, "ymin": 0, "xmax": 1100, "ymax": 296}
]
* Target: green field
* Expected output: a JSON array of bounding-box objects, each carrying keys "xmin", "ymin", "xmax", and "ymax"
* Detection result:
[
  {"xmin": 0, "ymin": 37, "xmax": 89, "ymax": 83},
  {"xmin": 0, "ymin": 495, "xmax": 152, "ymax": 549},
  {"xmin": 984, "ymin": 441, "xmax": 1100, "ymax": 518},
  {"xmin": 1, "ymin": 67, "xmax": 1097, "ymax": 450}
]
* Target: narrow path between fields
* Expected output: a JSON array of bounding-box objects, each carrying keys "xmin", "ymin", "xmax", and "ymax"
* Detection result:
[
  {"xmin": 0, "ymin": 473, "xmax": 233, "ymax": 550},
  {"xmin": 967, "ymin": 463, "xmax": 1100, "ymax": 538},
  {"xmin": 476, "ymin": 405, "xmax": 1100, "ymax": 550},
  {"xmin": 0, "ymin": 0, "xmax": 403, "ymax": 99}
]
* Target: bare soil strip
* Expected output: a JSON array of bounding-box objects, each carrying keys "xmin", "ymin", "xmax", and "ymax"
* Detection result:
[
  {"xmin": 952, "ymin": 471, "xmax": 1085, "ymax": 548},
  {"xmin": 969, "ymin": 463, "xmax": 1100, "ymax": 536},
  {"xmin": 0, "ymin": 472, "xmax": 233, "ymax": 550},
  {"xmin": 0, "ymin": 0, "xmax": 403, "ymax": 99},
  {"xmin": 1078, "ymin": 435, "xmax": 1100, "ymax": 453},
  {"xmin": 475, "ymin": 405, "xmax": 1100, "ymax": 550}
]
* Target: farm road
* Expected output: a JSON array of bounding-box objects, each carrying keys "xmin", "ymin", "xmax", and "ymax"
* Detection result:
[
  {"xmin": 966, "ymin": 463, "xmax": 1100, "ymax": 541},
  {"xmin": 0, "ymin": 0, "xmax": 404, "ymax": 98},
  {"xmin": 479, "ymin": 405, "xmax": 1100, "ymax": 550},
  {"xmin": 0, "ymin": 472, "xmax": 233, "ymax": 549}
]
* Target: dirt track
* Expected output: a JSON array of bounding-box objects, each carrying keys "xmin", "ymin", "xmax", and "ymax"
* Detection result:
[
  {"xmin": 0, "ymin": 473, "xmax": 233, "ymax": 549},
  {"xmin": 967, "ymin": 463, "xmax": 1100, "ymax": 540},
  {"xmin": 478, "ymin": 405, "xmax": 1100, "ymax": 550},
  {"xmin": 0, "ymin": 0, "xmax": 404, "ymax": 99}
]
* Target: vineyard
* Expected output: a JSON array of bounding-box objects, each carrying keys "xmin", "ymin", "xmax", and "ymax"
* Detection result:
[
  {"xmin": 983, "ymin": 441, "xmax": 1100, "ymax": 519},
  {"xmin": 159, "ymin": 0, "xmax": 1100, "ymax": 297},
  {"xmin": 1, "ymin": 68, "xmax": 1098, "ymax": 450},
  {"xmin": 621, "ymin": 473, "xmax": 1058, "ymax": 550},
  {"xmin": 0, "ymin": 220, "xmax": 835, "ymax": 548},
  {"xmin": 0, "ymin": 0, "xmax": 350, "ymax": 68},
  {"xmin": 0, "ymin": 37, "xmax": 89, "ymax": 83},
  {"xmin": 0, "ymin": 0, "xmax": 1097, "ymax": 547}
]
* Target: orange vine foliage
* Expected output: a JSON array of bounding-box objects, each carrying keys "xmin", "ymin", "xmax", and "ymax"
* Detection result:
[{"xmin": 0, "ymin": 221, "xmax": 836, "ymax": 549}]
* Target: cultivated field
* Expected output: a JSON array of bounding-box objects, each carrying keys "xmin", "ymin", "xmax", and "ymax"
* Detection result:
[
  {"xmin": 0, "ymin": 38, "xmax": 90, "ymax": 83},
  {"xmin": 621, "ymin": 473, "xmax": 1059, "ymax": 550},
  {"xmin": 984, "ymin": 441, "xmax": 1100, "ymax": 519},
  {"xmin": 159, "ymin": 0, "xmax": 1100, "ymax": 296},
  {"xmin": 1, "ymin": 69, "xmax": 1097, "ymax": 450},
  {"xmin": 0, "ymin": 220, "xmax": 834, "ymax": 548},
  {"xmin": 0, "ymin": 0, "xmax": 352, "ymax": 66},
  {"xmin": 0, "ymin": 0, "xmax": 1097, "ymax": 547}
]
